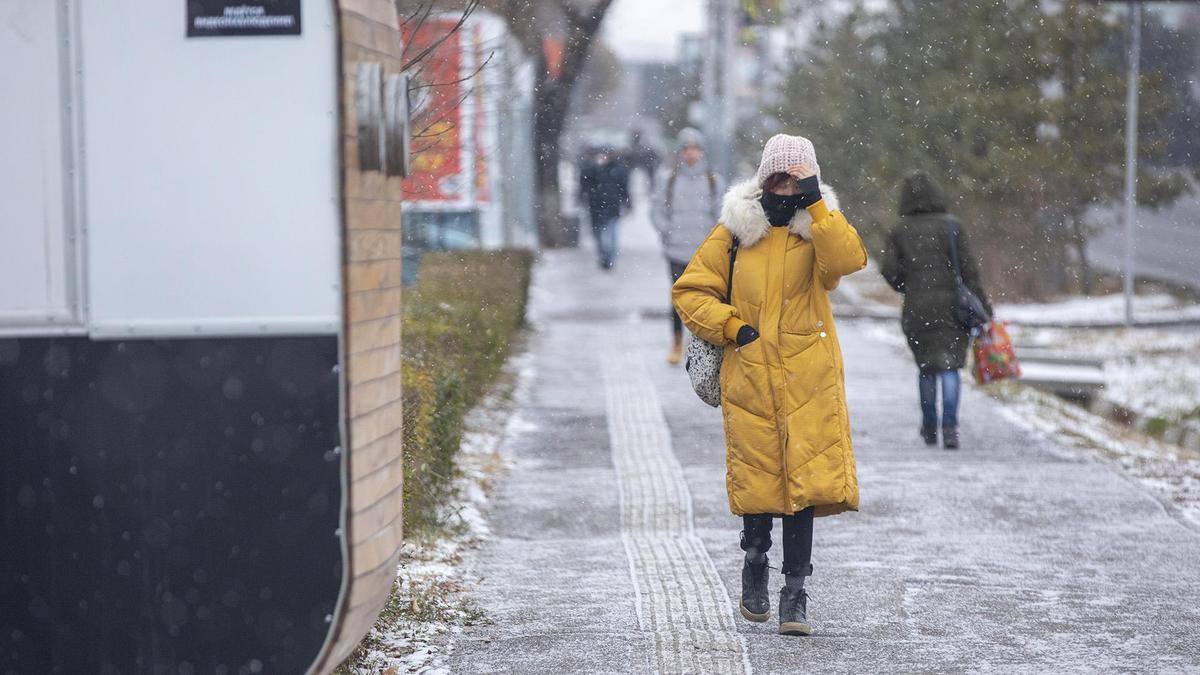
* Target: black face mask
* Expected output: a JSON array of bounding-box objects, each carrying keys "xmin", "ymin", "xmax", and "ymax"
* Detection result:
[{"xmin": 760, "ymin": 191, "xmax": 805, "ymax": 226}]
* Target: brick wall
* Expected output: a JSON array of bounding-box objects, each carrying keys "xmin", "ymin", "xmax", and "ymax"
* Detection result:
[{"xmin": 312, "ymin": 0, "xmax": 406, "ymax": 671}]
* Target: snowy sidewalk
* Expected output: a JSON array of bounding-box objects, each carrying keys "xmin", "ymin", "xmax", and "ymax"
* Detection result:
[{"xmin": 449, "ymin": 212, "xmax": 1200, "ymax": 673}]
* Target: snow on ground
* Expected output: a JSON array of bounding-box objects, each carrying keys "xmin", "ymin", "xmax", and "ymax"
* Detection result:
[
  {"xmin": 343, "ymin": 355, "xmax": 536, "ymax": 675},
  {"xmin": 855, "ymin": 312, "xmax": 1200, "ymax": 530},
  {"xmin": 832, "ymin": 259, "xmax": 903, "ymax": 314},
  {"xmin": 346, "ymin": 537, "xmax": 482, "ymax": 675},
  {"xmin": 850, "ymin": 270, "xmax": 1200, "ymax": 433},
  {"xmin": 1007, "ymin": 322, "xmax": 1200, "ymax": 424},
  {"xmin": 857, "ymin": 316, "xmax": 907, "ymax": 348},
  {"xmin": 996, "ymin": 292, "xmax": 1200, "ymax": 325},
  {"xmin": 993, "ymin": 381, "xmax": 1200, "ymax": 530}
]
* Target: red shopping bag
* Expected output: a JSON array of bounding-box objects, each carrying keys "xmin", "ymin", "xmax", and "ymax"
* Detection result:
[{"xmin": 972, "ymin": 321, "xmax": 1021, "ymax": 384}]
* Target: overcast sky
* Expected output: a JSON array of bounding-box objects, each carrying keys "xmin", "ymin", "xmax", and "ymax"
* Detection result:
[
  {"xmin": 601, "ymin": 0, "xmax": 705, "ymax": 62},
  {"xmin": 597, "ymin": 1, "xmax": 1196, "ymax": 62}
]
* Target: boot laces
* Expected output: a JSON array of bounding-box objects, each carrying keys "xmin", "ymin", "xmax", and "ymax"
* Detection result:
[{"xmin": 748, "ymin": 559, "xmax": 769, "ymax": 585}]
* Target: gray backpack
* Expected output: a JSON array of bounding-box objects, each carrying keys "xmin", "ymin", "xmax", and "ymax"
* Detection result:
[{"xmin": 685, "ymin": 237, "xmax": 739, "ymax": 407}]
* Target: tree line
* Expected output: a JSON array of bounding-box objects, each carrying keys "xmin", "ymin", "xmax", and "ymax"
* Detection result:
[{"xmin": 771, "ymin": 0, "xmax": 1199, "ymax": 298}]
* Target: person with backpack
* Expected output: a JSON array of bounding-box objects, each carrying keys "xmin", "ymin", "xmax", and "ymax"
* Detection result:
[
  {"xmin": 880, "ymin": 171, "xmax": 993, "ymax": 450},
  {"xmin": 672, "ymin": 134, "xmax": 867, "ymax": 636},
  {"xmin": 652, "ymin": 128, "xmax": 725, "ymax": 365}
]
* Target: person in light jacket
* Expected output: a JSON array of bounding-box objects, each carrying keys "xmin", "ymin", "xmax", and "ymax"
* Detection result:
[
  {"xmin": 880, "ymin": 171, "xmax": 992, "ymax": 450},
  {"xmin": 673, "ymin": 134, "xmax": 867, "ymax": 636},
  {"xmin": 652, "ymin": 128, "xmax": 726, "ymax": 365}
]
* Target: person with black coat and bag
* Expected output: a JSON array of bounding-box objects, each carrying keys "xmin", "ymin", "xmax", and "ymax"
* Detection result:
[{"xmin": 881, "ymin": 171, "xmax": 992, "ymax": 449}]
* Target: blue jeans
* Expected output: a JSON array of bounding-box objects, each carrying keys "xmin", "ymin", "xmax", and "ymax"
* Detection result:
[
  {"xmin": 592, "ymin": 216, "xmax": 619, "ymax": 267},
  {"xmin": 919, "ymin": 369, "xmax": 960, "ymax": 430}
]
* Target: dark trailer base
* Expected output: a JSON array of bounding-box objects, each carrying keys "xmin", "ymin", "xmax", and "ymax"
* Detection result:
[{"xmin": 0, "ymin": 335, "xmax": 343, "ymax": 674}]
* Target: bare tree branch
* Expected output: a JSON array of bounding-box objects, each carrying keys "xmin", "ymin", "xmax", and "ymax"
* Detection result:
[
  {"xmin": 400, "ymin": 0, "xmax": 482, "ymax": 72},
  {"xmin": 400, "ymin": 0, "xmax": 437, "ymax": 59},
  {"xmin": 410, "ymin": 89, "xmax": 475, "ymax": 140},
  {"xmin": 408, "ymin": 52, "xmax": 496, "ymax": 91}
]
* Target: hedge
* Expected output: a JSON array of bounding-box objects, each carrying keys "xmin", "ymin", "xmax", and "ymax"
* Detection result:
[{"xmin": 400, "ymin": 249, "xmax": 533, "ymax": 533}]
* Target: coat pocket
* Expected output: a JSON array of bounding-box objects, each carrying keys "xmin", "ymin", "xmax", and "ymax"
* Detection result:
[
  {"xmin": 779, "ymin": 332, "xmax": 841, "ymax": 463},
  {"xmin": 720, "ymin": 339, "xmax": 774, "ymax": 420}
]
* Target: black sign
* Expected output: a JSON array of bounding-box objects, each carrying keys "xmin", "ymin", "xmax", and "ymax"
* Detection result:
[{"xmin": 187, "ymin": 1, "xmax": 302, "ymax": 37}]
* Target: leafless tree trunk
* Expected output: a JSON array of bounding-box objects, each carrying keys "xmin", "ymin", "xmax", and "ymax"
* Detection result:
[{"xmin": 493, "ymin": 0, "xmax": 617, "ymax": 247}]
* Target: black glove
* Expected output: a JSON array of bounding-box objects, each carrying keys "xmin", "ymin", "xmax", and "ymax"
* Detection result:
[
  {"xmin": 796, "ymin": 175, "xmax": 822, "ymax": 208},
  {"xmin": 736, "ymin": 325, "xmax": 760, "ymax": 347}
]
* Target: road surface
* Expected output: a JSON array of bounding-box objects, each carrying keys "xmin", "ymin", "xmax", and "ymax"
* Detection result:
[{"xmin": 1091, "ymin": 189, "xmax": 1200, "ymax": 291}]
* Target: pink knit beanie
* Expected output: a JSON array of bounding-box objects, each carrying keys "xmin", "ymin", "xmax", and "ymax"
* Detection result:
[{"xmin": 755, "ymin": 134, "xmax": 819, "ymax": 188}]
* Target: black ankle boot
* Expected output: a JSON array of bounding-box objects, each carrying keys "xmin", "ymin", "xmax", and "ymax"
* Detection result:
[
  {"xmin": 740, "ymin": 555, "xmax": 770, "ymax": 622},
  {"xmin": 778, "ymin": 576, "xmax": 811, "ymax": 636},
  {"xmin": 921, "ymin": 425, "xmax": 937, "ymax": 446},
  {"xmin": 943, "ymin": 426, "xmax": 959, "ymax": 449}
]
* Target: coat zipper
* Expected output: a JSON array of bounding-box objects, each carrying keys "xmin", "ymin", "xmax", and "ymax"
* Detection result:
[{"xmin": 773, "ymin": 229, "xmax": 795, "ymax": 513}]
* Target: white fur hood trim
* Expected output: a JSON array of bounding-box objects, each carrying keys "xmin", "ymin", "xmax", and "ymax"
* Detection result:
[{"xmin": 719, "ymin": 178, "xmax": 840, "ymax": 248}]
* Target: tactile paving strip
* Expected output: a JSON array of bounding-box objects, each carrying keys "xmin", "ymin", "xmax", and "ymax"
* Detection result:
[{"xmin": 603, "ymin": 343, "xmax": 750, "ymax": 675}]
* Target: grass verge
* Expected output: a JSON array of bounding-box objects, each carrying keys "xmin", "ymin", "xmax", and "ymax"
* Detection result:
[{"xmin": 400, "ymin": 249, "xmax": 532, "ymax": 534}]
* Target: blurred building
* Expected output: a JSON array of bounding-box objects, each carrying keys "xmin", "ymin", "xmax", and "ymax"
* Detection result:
[
  {"xmin": 658, "ymin": 0, "xmax": 802, "ymax": 176},
  {"xmin": 400, "ymin": 11, "xmax": 537, "ymax": 281}
]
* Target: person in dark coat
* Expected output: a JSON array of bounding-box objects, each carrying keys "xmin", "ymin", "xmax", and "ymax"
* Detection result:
[
  {"xmin": 579, "ymin": 147, "xmax": 631, "ymax": 270},
  {"xmin": 880, "ymin": 171, "xmax": 992, "ymax": 449}
]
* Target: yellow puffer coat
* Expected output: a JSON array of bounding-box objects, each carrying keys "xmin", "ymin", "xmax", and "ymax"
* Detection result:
[{"xmin": 672, "ymin": 178, "xmax": 867, "ymax": 517}]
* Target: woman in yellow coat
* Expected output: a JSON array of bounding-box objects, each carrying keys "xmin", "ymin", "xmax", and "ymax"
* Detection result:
[{"xmin": 672, "ymin": 134, "xmax": 866, "ymax": 636}]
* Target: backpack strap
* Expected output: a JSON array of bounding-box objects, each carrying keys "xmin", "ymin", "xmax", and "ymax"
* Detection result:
[
  {"xmin": 725, "ymin": 236, "xmax": 740, "ymax": 304},
  {"xmin": 665, "ymin": 169, "xmax": 678, "ymax": 214},
  {"xmin": 947, "ymin": 218, "xmax": 965, "ymax": 283}
]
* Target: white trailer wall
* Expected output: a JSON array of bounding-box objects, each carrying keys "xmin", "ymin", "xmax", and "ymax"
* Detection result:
[
  {"xmin": 81, "ymin": 0, "xmax": 340, "ymax": 336},
  {"xmin": 78, "ymin": 1, "xmax": 341, "ymax": 338},
  {"xmin": 0, "ymin": 2, "xmax": 81, "ymax": 331}
]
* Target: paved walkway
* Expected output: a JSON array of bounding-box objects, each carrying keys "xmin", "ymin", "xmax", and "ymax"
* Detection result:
[{"xmin": 450, "ymin": 206, "xmax": 1200, "ymax": 673}]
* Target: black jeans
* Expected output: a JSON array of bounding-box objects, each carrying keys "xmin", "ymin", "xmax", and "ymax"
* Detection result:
[
  {"xmin": 741, "ymin": 508, "xmax": 814, "ymax": 576},
  {"xmin": 669, "ymin": 260, "xmax": 688, "ymax": 335}
]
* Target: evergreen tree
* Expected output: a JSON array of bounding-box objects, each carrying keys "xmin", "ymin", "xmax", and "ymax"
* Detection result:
[{"xmin": 772, "ymin": 0, "xmax": 1192, "ymax": 298}]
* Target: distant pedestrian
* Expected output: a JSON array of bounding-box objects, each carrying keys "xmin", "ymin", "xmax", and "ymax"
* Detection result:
[
  {"xmin": 652, "ymin": 128, "xmax": 725, "ymax": 366},
  {"xmin": 881, "ymin": 171, "xmax": 993, "ymax": 450},
  {"xmin": 673, "ymin": 134, "xmax": 867, "ymax": 636},
  {"xmin": 579, "ymin": 146, "xmax": 630, "ymax": 270},
  {"xmin": 624, "ymin": 130, "xmax": 662, "ymax": 190}
]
